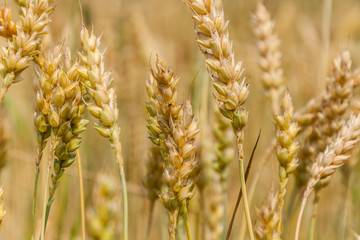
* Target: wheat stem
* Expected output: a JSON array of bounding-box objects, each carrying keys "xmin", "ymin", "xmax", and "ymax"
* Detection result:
[
  {"xmin": 237, "ymin": 139, "xmax": 254, "ymax": 240},
  {"xmin": 76, "ymin": 150, "xmax": 86, "ymax": 240},
  {"xmin": 240, "ymin": 139, "xmax": 275, "ymax": 240},
  {"xmin": 119, "ymin": 165, "xmax": 128, "ymax": 240},
  {"xmin": 40, "ymin": 163, "xmax": 50, "ymax": 240},
  {"xmin": 221, "ymin": 189, "xmax": 227, "ymax": 240},
  {"xmin": 31, "ymin": 165, "xmax": 40, "ymax": 240},
  {"xmin": 41, "ymin": 135, "xmax": 54, "ymax": 240},
  {"xmin": 295, "ymin": 187, "xmax": 310, "ymax": 240},
  {"xmin": 183, "ymin": 201, "xmax": 192, "ymax": 240}
]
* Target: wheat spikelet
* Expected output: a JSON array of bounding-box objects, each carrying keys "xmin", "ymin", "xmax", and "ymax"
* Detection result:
[
  {"xmin": 0, "ymin": 0, "xmax": 54, "ymax": 103},
  {"xmin": 87, "ymin": 174, "xmax": 118, "ymax": 240},
  {"xmin": 253, "ymin": 3, "xmax": 284, "ymax": 113},
  {"xmin": 295, "ymin": 114, "xmax": 360, "ymax": 240},
  {"xmin": 0, "ymin": 6, "xmax": 17, "ymax": 38}
]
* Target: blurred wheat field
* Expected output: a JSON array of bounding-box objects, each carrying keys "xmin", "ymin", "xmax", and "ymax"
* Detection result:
[{"xmin": 0, "ymin": 0, "xmax": 360, "ymax": 239}]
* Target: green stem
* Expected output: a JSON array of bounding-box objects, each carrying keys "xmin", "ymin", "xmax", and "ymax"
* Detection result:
[
  {"xmin": 119, "ymin": 165, "xmax": 128, "ymax": 240},
  {"xmin": 31, "ymin": 166, "xmax": 40, "ymax": 240},
  {"xmin": 41, "ymin": 134, "xmax": 55, "ymax": 240},
  {"xmin": 44, "ymin": 200, "xmax": 52, "ymax": 231},
  {"xmin": 182, "ymin": 201, "xmax": 192, "ymax": 240},
  {"xmin": 40, "ymin": 161, "xmax": 51, "ymax": 240}
]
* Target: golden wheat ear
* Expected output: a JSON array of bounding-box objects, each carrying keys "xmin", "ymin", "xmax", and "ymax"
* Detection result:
[
  {"xmin": 0, "ymin": 0, "xmax": 55, "ymax": 103},
  {"xmin": 182, "ymin": 0, "xmax": 253, "ymax": 237},
  {"xmin": 77, "ymin": 26, "xmax": 129, "ymax": 240},
  {"xmin": 295, "ymin": 114, "xmax": 360, "ymax": 240},
  {"xmin": 145, "ymin": 56, "xmax": 200, "ymax": 240}
]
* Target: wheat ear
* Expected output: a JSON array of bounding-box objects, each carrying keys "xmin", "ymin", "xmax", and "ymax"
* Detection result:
[
  {"xmin": 146, "ymin": 56, "xmax": 200, "ymax": 240},
  {"xmin": 33, "ymin": 45, "xmax": 62, "ymax": 239},
  {"xmin": 0, "ymin": 0, "xmax": 54, "ymax": 103},
  {"xmin": 38, "ymin": 47, "xmax": 87, "ymax": 235},
  {"xmin": 295, "ymin": 114, "xmax": 360, "ymax": 240},
  {"xmin": 273, "ymin": 92, "xmax": 300, "ymax": 233},
  {"xmin": 182, "ymin": 0, "xmax": 253, "ymax": 237},
  {"xmin": 77, "ymin": 26, "xmax": 128, "ymax": 240},
  {"xmin": 296, "ymin": 51, "xmax": 355, "ymax": 188},
  {"xmin": 253, "ymin": 3, "xmax": 284, "ymax": 113}
]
